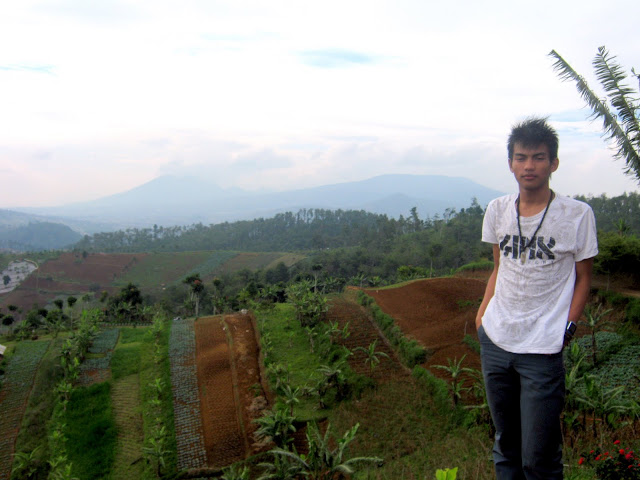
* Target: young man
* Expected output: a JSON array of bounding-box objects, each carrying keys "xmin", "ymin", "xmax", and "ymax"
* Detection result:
[{"xmin": 476, "ymin": 117, "xmax": 598, "ymax": 479}]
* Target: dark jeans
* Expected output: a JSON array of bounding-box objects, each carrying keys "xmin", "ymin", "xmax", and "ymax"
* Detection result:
[{"xmin": 478, "ymin": 326, "xmax": 565, "ymax": 480}]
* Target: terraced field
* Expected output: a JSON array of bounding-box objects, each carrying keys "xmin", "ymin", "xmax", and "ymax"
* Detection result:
[{"xmin": 0, "ymin": 341, "xmax": 50, "ymax": 480}]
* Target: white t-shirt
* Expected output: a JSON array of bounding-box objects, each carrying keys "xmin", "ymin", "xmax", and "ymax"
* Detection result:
[{"xmin": 481, "ymin": 193, "xmax": 598, "ymax": 354}]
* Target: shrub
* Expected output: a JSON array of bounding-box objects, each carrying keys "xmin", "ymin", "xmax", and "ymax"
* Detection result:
[{"xmin": 626, "ymin": 299, "xmax": 640, "ymax": 325}]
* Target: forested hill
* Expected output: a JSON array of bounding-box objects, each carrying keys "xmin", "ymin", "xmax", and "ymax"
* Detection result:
[
  {"xmin": 73, "ymin": 193, "xmax": 640, "ymax": 255},
  {"xmin": 74, "ymin": 208, "xmax": 421, "ymax": 253}
]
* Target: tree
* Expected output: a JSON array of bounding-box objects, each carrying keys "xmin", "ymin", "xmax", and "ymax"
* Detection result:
[
  {"xmin": 67, "ymin": 296, "xmax": 78, "ymax": 309},
  {"xmin": 183, "ymin": 274, "xmax": 204, "ymax": 317},
  {"xmin": 549, "ymin": 47, "xmax": 639, "ymax": 183},
  {"xmin": 3, "ymin": 274, "xmax": 10, "ymax": 286}
]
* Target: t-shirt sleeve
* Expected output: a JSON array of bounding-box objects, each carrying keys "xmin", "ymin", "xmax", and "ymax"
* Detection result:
[
  {"xmin": 482, "ymin": 199, "xmax": 498, "ymax": 244},
  {"xmin": 575, "ymin": 206, "xmax": 599, "ymax": 262}
]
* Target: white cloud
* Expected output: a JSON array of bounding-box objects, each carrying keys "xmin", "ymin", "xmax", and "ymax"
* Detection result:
[{"xmin": 0, "ymin": 0, "xmax": 638, "ymax": 208}]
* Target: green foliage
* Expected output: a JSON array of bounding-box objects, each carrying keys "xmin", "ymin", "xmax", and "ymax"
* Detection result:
[
  {"xmin": 267, "ymin": 422, "xmax": 383, "ymax": 480},
  {"xmin": 577, "ymin": 440, "xmax": 640, "ymax": 480},
  {"xmin": 254, "ymin": 404, "xmax": 297, "ymax": 449},
  {"xmin": 462, "ymin": 334, "xmax": 481, "ymax": 354},
  {"xmin": 139, "ymin": 316, "xmax": 177, "ymax": 476},
  {"xmin": 550, "ymin": 47, "xmax": 639, "ymax": 182},
  {"xmin": 110, "ymin": 344, "xmax": 141, "ymax": 380},
  {"xmin": 63, "ymin": 383, "xmax": 117, "ymax": 479},
  {"xmin": 594, "ymin": 232, "xmax": 640, "ymax": 283},
  {"xmin": 626, "ymin": 298, "xmax": 640, "ymax": 325},
  {"xmin": 576, "ymin": 192, "xmax": 640, "ymax": 236},
  {"xmin": 436, "ymin": 467, "xmax": 458, "ymax": 480}
]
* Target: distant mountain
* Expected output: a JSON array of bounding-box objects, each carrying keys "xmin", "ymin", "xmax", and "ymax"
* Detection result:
[{"xmin": 12, "ymin": 174, "xmax": 504, "ymax": 231}]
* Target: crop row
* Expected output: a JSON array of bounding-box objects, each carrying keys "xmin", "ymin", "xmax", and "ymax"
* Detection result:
[
  {"xmin": 0, "ymin": 341, "xmax": 50, "ymax": 480},
  {"xmin": 168, "ymin": 318, "xmax": 207, "ymax": 470}
]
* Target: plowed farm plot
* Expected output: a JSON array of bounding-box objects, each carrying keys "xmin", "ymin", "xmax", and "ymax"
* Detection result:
[
  {"xmin": 194, "ymin": 314, "xmax": 269, "ymax": 469},
  {"xmin": 1, "ymin": 252, "xmax": 143, "ymax": 313},
  {"xmin": 364, "ymin": 278, "xmax": 487, "ymax": 374}
]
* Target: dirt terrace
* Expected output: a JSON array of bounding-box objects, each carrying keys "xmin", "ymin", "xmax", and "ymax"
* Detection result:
[
  {"xmin": 194, "ymin": 314, "xmax": 269, "ymax": 469},
  {"xmin": 364, "ymin": 277, "xmax": 487, "ymax": 374}
]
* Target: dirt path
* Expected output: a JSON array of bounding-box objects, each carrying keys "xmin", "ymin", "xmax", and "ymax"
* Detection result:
[
  {"xmin": 111, "ymin": 374, "xmax": 145, "ymax": 479},
  {"xmin": 194, "ymin": 314, "xmax": 268, "ymax": 469},
  {"xmin": 326, "ymin": 297, "xmax": 408, "ymax": 382}
]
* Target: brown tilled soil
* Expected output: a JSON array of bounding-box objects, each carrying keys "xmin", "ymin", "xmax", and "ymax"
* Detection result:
[
  {"xmin": 0, "ymin": 252, "xmax": 142, "ymax": 314},
  {"xmin": 364, "ymin": 277, "xmax": 487, "ymax": 375},
  {"xmin": 194, "ymin": 314, "xmax": 269, "ymax": 469}
]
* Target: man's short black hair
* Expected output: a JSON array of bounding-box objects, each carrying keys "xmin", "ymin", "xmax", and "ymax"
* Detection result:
[{"xmin": 508, "ymin": 117, "xmax": 559, "ymax": 161}]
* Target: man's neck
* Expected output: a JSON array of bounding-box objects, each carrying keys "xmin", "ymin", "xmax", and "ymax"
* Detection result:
[{"xmin": 518, "ymin": 186, "xmax": 553, "ymax": 216}]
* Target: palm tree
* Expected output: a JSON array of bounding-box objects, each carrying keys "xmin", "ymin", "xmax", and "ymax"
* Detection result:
[
  {"xmin": 549, "ymin": 47, "xmax": 639, "ymax": 183},
  {"xmin": 354, "ymin": 340, "xmax": 389, "ymax": 376}
]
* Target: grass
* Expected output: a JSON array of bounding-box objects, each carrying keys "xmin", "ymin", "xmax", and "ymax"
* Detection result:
[
  {"xmin": 256, "ymin": 303, "xmax": 368, "ymax": 422},
  {"xmin": 65, "ymin": 382, "xmax": 117, "ymax": 479},
  {"xmin": 258, "ymin": 304, "xmax": 327, "ymax": 420},
  {"xmin": 329, "ymin": 375, "xmax": 494, "ymax": 479},
  {"xmin": 111, "ymin": 344, "xmax": 141, "ymax": 380}
]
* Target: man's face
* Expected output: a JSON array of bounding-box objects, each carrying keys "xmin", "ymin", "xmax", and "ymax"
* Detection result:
[{"xmin": 509, "ymin": 143, "xmax": 559, "ymax": 192}]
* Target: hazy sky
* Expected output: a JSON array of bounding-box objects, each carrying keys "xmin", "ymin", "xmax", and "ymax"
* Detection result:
[{"xmin": 2, "ymin": 0, "xmax": 639, "ymax": 208}]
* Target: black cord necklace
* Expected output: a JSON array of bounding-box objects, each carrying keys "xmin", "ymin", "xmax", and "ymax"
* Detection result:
[{"xmin": 516, "ymin": 190, "xmax": 554, "ymax": 264}]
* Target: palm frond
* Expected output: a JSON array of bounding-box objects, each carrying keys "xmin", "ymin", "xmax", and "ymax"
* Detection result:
[{"xmin": 549, "ymin": 48, "xmax": 640, "ymax": 183}]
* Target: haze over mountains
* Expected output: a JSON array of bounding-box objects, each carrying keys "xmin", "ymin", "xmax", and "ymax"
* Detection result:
[{"xmin": 2, "ymin": 174, "xmax": 503, "ymax": 250}]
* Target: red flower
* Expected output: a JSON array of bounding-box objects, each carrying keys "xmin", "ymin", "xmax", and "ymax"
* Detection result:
[
  {"xmin": 614, "ymin": 440, "xmax": 621, "ymax": 445},
  {"xmin": 578, "ymin": 457, "xmax": 585, "ymax": 465},
  {"xmin": 620, "ymin": 449, "xmax": 626, "ymax": 454},
  {"xmin": 596, "ymin": 455, "xmax": 602, "ymax": 461},
  {"xmin": 590, "ymin": 450, "xmax": 595, "ymax": 454},
  {"xmin": 626, "ymin": 453, "xmax": 633, "ymax": 460}
]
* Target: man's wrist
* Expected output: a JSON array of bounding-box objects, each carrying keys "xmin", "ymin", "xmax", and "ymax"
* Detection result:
[{"xmin": 564, "ymin": 321, "xmax": 577, "ymax": 344}]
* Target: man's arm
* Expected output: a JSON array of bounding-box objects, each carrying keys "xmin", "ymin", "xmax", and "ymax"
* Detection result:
[
  {"xmin": 476, "ymin": 244, "xmax": 500, "ymax": 330},
  {"xmin": 567, "ymin": 257, "xmax": 594, "ymax": 325}
]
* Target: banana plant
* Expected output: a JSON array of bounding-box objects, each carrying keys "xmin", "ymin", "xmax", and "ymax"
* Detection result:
[
  {"xmin": 432, "ymin": 355, "xmax": 473, "ymax": 406},
  {"xmin": 354, "ymin": 340, "xmax": 389, "ymax": 375}
]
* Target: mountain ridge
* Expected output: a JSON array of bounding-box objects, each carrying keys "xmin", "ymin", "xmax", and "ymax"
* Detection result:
[{"xmin": 6, "ymin": 174, "xmax": 504, "ymax": 246}]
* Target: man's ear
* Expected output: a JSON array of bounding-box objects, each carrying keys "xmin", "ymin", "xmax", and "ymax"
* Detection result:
[
  {"xmin": 508, "ymin": 157, "xmax": 514, "ymax": 172},
  {"xmin": 551, "ymin": 157, "xmax": 559, "ymax": 172}
]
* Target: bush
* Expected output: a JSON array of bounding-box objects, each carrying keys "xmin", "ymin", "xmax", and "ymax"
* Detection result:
[{"xmin": 626, "ymin": 299, "xmax": 640, "ymax": 325}]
